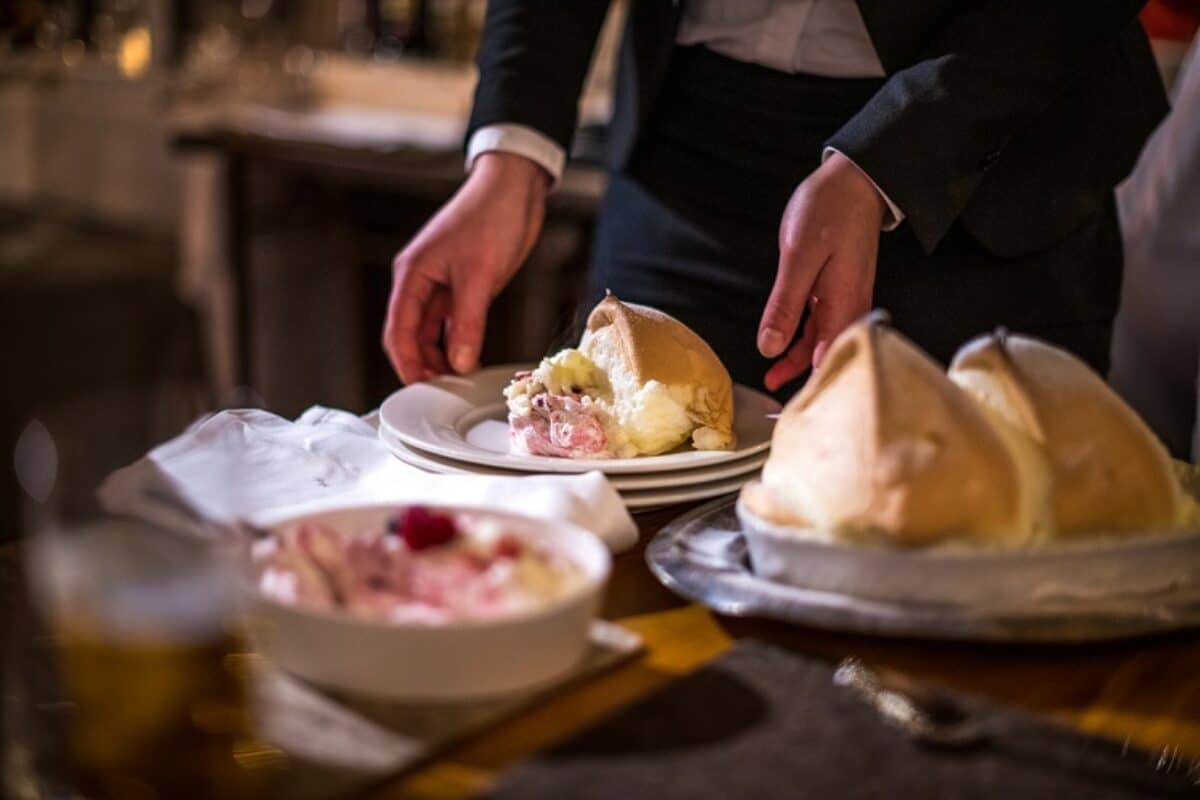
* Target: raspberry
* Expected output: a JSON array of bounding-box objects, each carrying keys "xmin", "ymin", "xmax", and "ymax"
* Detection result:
[
  {"xmin": 389, "ymin": 506, "xmax": 458, "ymax": 551},
  {"xmin": 494, "ymin": 534, "xmax": 525, "ymax": 559}
]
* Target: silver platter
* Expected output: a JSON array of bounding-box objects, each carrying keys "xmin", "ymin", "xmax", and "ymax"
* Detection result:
[{"xmin": 645, "ymin": 497, "xmax": 1200, "ymax": 642}]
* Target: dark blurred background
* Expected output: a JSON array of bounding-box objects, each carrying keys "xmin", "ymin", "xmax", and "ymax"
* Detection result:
[
  {"xmin": 0, "ymin": 0, "xmax": 629, "ymax": 537},
  {"xmin": 0, "ymin": 0, "xmax": 1195, "ymax": 538}
]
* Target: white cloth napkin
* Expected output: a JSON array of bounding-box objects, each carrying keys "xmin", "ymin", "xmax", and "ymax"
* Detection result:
[{"xmin": 97, "ymin": 406, "xmax": 638, "ymax": 553}]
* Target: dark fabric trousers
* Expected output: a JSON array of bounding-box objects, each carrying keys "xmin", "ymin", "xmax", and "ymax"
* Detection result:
[{"xmin": 588, "ymin": 46, "xmax": 1123, "ymax": 394}]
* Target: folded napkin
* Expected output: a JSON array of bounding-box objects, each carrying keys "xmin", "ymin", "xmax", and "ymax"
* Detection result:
[{"xmin": 97, "ymin": 406, "xmax": 638, "ymax": 553}]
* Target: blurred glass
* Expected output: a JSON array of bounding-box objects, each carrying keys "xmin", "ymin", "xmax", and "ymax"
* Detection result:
[
  {"xmin": 367, "ymin": 0, "xmax": 485, "ymax": 61},
  {"xmin": 8, "ymin": 395, "xmax": 280, "ymax": 798},
  {"xmin": 91, "ymin": 0, "xmax": 146, "ymax": 63},
  {"xmin": 23, "ymin": 517, "xmax": 278, "ymax": 799},
  {"xmin": 33, "ymin": 3, "xmax": 76, "ymax": 53},
  {"xmin": 178, "ymin": 0, "xmax": 311, "ymax": 107}
]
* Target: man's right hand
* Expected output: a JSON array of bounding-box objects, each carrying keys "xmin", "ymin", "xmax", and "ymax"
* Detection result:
[{"xmin": 383, "ymin": 151, "xmax": 550, "ymax": 384}]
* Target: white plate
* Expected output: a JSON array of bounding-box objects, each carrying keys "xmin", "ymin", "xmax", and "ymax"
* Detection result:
[
  {"xmin": 379, "ymin": 419, "xmax": 767, "ymax": 490},
  {"xmin": 378, "ymin": 424, "xmax": 758, "ymax": 510},
  {"xmin": 646, "ymin": 497, "xmax": 1200, "ymax": 642},
  {"xmin": 379, "ymin": 364, "xmax": 780, "ymax": 474},
  {"xmin": 735, "ymin": 493, "xmax": 1200, "ymax": 612},
  {"xmin": 619, "ymin": 473, "xmax": 760, "ymax": 510}
]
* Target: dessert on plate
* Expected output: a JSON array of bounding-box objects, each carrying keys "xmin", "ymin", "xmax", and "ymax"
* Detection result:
[
  {"xmin": 504, "ymin": 293, "xmax": 734, "ymax": 458},
  {"xmin": 252, "ymin": 506, "xmax": 584, "ymax": 624},
  {"xmin": 246, "ymin": 505, "xmax": 609, "ymax": 699},
  {"xmin": 739, "ymin": 312, "xmax": 1197, "ymax": 548}
]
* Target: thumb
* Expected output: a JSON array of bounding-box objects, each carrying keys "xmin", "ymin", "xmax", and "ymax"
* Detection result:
[{"xmin": 446, "ymin": 273, "xmax": 493, "ymax": 374}]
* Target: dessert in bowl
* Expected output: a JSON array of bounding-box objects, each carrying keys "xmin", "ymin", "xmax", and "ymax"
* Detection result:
[
  {"xmin": 736, "ymin": 313, "xmax": 1200, "ymax": 607},
  {"xmin": 504, "ymin": 293, "xmax": 735, "ymax": 459},
  {"xmin": 245, "ymin": 505, "xmax": 610, "ymax": 700}
]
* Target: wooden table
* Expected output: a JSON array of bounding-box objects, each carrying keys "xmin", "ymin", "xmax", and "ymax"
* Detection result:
[
  {"xmin": 6, "ymin": 506, "xmax": 1200, "ymax": 798},
  {"xmin": 374, "ymin": 504, "xmax": 1200, "ymax": 799}
]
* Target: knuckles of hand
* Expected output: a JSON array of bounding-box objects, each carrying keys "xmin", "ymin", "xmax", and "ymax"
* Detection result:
[
  {"xmin": 392, "ymin": 251, "xmax": 418, "ymax": 275},
  {"xmin": 778, "ymin": 225, "xmax": 833, "ymax": 263}
]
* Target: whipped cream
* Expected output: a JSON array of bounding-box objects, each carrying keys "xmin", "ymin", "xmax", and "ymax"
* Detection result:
[
  {"xmin": 253, "ymin": 509, "xmax": 583, "ymax": 624},
  {"xmin": 504, "ymin": 349, "xmax": 696, "ymax": 459}
]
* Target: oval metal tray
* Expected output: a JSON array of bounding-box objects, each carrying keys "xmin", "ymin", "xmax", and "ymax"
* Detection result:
[{"xmin": 645, "ymin": 497, "xmax": 1200, "ymax": 642}]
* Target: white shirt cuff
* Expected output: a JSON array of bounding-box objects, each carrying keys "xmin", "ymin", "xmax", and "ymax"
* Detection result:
[
  {"xmin": 466, "ymin": 124, "xmax": 567, "ymax": 187},
  {"xmin": 822, "ymin": 147, "xmax": 904, "ymax": 231}
]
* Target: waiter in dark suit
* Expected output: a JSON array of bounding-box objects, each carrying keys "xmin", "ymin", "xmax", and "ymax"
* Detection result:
[{"xmin": 383, "ymin": 1, "xmax": 1167, "ymax": 393}]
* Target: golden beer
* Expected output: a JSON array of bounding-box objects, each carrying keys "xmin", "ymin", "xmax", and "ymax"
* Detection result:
[{"xmin": 30, "ymin": 519, "xmax": 283, "ymax": 799}]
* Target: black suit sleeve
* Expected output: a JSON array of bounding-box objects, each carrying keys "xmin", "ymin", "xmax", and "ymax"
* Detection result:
[
  {"xmin": 466, "ymin": 0, "xmax": 613, "ymax": 154},
  {"xmin": 828, "ymin": 2, "xmax": 1147, "ymax": 254}
]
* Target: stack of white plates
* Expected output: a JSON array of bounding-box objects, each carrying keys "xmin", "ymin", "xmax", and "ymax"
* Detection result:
[{"xmin": 378, "ymin": 365, "xmax": 781, "ymax": 511}]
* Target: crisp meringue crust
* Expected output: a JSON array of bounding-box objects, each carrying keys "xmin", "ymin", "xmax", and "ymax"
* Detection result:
[{"xmin": 742, "ymin": 315, "xmax": 1194, "ymax": 547}]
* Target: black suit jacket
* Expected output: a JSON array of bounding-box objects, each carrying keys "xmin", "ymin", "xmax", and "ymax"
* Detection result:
[{"xmin": 468, "ymin": 1, "xmax": 1168, "ymax": 258}]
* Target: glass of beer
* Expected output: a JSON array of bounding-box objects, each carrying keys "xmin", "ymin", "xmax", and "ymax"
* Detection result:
[{"xmin": 26, "ymin": 517, "xmax": 282, "ymax": 799}]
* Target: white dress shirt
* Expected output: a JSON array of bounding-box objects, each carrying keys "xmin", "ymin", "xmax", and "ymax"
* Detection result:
[
  {"xmin": 467, "ymin": 0, "xmax": 903, "ymax": 228},
  {"xmin": 675, "ymin": 0, "xmax": 883, "ymax": 78}
]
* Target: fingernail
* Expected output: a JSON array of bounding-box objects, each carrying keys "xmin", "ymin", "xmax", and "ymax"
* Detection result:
[
  {"xmin": 813, "ymin": 342, "xmax": 830, "ymax": 370},
  {"xmin": 759, "ymin": 328, "xmax": 784, "ymax": 357},
  {"xmin": 450, "ymin": 346, "xmax": 475, "ymax": 374}
]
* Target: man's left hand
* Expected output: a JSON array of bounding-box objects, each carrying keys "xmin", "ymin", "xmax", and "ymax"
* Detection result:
[{"xmin": 758, "ymin": 151, "xmax": 887, "ymax": 392}]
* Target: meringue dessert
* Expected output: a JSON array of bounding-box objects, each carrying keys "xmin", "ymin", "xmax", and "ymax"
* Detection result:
[
  {"xmin": 948, "ymin": 330, "xmax": 1192, "ymax": 539},
  {"xmin": 252, "ymin": 507, "xmax": 584, "ymax": 623},
  {"xmin": 504, "ymin": 293, "xmax": 735, "ymax": 458},
  {"xmin": 740, "ymin": 313, "xmax": 1196, "ymax": 547}
]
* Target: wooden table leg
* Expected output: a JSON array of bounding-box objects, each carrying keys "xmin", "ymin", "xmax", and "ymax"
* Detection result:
[{"xmin": 226, "ymin": 152, "xmax": 253, "ymax": 392}]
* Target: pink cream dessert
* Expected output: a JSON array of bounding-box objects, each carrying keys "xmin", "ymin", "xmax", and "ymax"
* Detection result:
[
  {"xmin": 506, "ymin": 369, "xmax": 611, "ymax": 458},
  {"xmin": 252, "ymin": 507, "xmax": 584, "ymax": 624},
  {"xmin": 503, "ymin": 295, "xmax": 736, "ymax": 460}
]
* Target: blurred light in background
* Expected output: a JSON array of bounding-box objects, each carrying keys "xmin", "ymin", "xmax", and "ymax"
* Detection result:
[
  {"xmin": 118, "ymin": 24, "xmax": 151, "ymax": 77},
  {"xmin": 13, "ymin": 420, "xmax": 57, "ymax": 507}
]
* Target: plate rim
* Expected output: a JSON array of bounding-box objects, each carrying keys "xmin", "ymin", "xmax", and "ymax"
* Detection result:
[
  {"xmin": 644, "ymin": 497, "xmax": 1200, "ymax": 643},
  {"xmin": 380, "ymin": 423, "xmax": 757, "ymax": 509},
  {"xmin": 379, "ymin": 365, "xmax": 779, "ymax": 475},
  {"xmin": 734, "ymin": 496, "xmax": 1200, "ymax": 562},
  {"xmin": 619, "ymin": 474, "xmax": 756, "ymax": 508},
  {"xmin": 379, "ymin": 419, "xmax": 767, "ymax": 490}
]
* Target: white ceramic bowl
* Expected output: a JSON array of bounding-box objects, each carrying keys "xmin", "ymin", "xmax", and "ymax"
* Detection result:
[
  {"xmin": 243, "ymin": 505, "xmax": 611, "ymax": 701},
  {"xmin": 735, "ymin": 488, "xmax": 1200, "ymax": 611}
]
